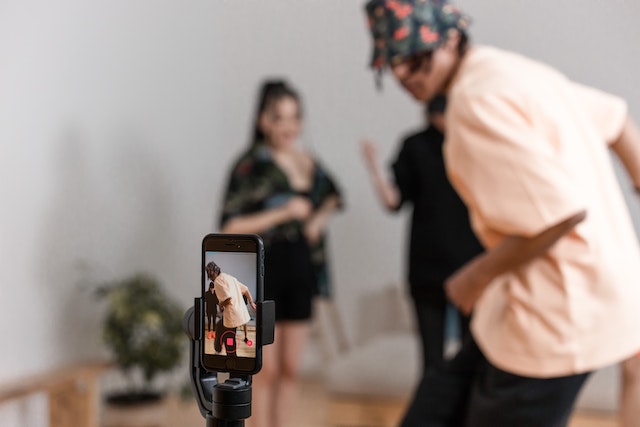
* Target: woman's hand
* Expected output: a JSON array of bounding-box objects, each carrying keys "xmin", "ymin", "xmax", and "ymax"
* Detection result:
[
  {"xmin": 284, "ymin": 196, "xmax": 313, "ymax": 221},
  {"xmin": 304, "ymin": 217, "xmax": 323, "ymax": 246},
  {"xmin": 302, "ymin": 194, "xmax": 340, "ymax": 246}
]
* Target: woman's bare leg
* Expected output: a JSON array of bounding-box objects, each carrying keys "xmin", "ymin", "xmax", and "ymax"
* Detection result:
[
  {"xmin": 275, "ymin": 321, "xmax": 310, "ymax": 427},
  {"xmin": 248, "ymin": 333, "xmax": 279, "ymax": 427},
  {"xmin": 621, "ymin": 355, "xmax": 640, "ymax": 427}
]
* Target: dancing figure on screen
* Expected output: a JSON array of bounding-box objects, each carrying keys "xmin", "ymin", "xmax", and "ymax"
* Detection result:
[{"xmin": 205, "ymin": 261, "xmax": 257, "ymax": 356}]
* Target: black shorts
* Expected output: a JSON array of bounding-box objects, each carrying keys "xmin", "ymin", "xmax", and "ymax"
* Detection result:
[{"xmin": 264, "ymin": 238, "xmax": 315, "ymax": 321}]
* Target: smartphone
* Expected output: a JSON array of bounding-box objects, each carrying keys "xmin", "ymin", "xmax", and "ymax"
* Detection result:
[{"xmin": 201, "ymin": 233, "xmax": 264, "ymax": 374}]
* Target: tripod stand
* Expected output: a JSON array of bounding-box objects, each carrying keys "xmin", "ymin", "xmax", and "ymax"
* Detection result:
[{"xmin": 183, "ymin": 298, "xmax": 275, "ymax": 427}]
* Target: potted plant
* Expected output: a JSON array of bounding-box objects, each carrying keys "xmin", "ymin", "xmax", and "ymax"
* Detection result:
[{"xmin": 97, "ymin": 272, "xmax": 184, "ymax": 406}]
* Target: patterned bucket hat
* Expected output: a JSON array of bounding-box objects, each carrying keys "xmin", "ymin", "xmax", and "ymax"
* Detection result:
[{"xmin": 364, "ymin": 0, "xmax": 471, "ymax": 71}]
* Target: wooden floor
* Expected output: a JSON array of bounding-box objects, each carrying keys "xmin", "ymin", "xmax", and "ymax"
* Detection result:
[{"xmin": 122, "ymin": 377, "xmax": 619, "ymax": 427}]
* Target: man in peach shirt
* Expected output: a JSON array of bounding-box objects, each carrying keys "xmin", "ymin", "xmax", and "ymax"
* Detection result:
[
  {"xmin": 205, "ymin": 261, "xmax": 257, "ymax": 355},
  {"xmin": 364, "ymin": 1, "xmax": 640, "ymax": 426}
]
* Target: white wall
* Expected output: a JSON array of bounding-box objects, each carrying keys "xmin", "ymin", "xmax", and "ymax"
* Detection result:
[
  {"xmin": 1, "ymin": 0, "xmax": 639, "ymax": 421},
  {"xmin": 1, "ymin": 0, "xmax": 225, "ymax": 381}
]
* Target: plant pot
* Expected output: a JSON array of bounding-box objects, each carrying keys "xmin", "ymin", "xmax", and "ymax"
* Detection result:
[{"xmin": 102, "ymin": 392, "xmax": 168, "ymax": 427}]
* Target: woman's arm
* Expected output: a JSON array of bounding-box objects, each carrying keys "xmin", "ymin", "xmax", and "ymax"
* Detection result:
[
  {"xmin": 304, "ymin": 194, "xmax": 341, "ymax": 245},
  {"xmin": 221, "ymin": 196, "xmax": 312, "ymax": 234},
  {"xmin": 446, "ymin": 210, "xmax": 587, "ymax": 315}
]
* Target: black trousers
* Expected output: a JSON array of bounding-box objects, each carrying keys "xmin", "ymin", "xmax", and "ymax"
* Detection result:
[
  {"xmin": 411, "ymin": 291, "xmax": 470, "ymax": 371},
  {"xmin": 214, "ymin": 319, "xmax": 237, "ymax": 358},
  {"xmin": 400, "ymin": 335, "xmax": 590, "ymax": 427}
]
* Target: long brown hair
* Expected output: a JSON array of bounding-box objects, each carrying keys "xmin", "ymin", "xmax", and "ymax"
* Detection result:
[{"xmin": 250, "ymin": 80, "xmax": 302, "ymax": 147}]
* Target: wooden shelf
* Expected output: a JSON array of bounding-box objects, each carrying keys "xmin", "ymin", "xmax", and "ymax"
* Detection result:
[{"xmin": 0, "ymin": 361, "xmax": 111, "ymax": 427}]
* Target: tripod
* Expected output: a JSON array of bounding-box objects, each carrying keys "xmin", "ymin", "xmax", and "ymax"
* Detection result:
[{"xmin": 183, "ymin": 299, "xmax": 275, "ymax": 427}]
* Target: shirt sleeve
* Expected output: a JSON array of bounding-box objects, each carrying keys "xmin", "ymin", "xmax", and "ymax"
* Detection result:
[
  {"xmin": 213, "ymin": 275, "xmax": 232, "ymax": 302},
  {"xmin": 571, "ymin": 83, "xmax": 628, "ymax": 145},
  {"xmin": 446, "ymin": 91, "xmax": 586, "ymax": 238},
  {"xmin": 313, "ymin": 160, "xmax": 345, "ymax": 210},
  {"xmin": 391, "ymin": 138, "xmax": 414, "ymax": 210},
  {"xmin": 219, "ymin": 154, "xmax": 265, "ymax": 227},
  {"xmin": 238, "ymin": 283, "xmax": 250, "ymax": 301}
]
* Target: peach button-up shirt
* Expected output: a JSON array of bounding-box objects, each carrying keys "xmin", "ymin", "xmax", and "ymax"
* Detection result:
[
  {"xmin": 214, "ymin": 272, "xmax": 251, "ymax": 329},
  {"xmin": 445, "ymin": 46, "xmax": 640, "ymax": 377}
]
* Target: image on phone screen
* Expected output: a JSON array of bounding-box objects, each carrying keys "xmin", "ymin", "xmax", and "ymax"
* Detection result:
[{"xmin": 203, "ymin": 250, "xmax": 258, "ymax": 360}]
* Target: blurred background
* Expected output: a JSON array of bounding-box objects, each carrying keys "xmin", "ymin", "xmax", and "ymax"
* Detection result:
[{"xmin": 1, "ymin": 0, "xmax": 639, "ymax": 425}]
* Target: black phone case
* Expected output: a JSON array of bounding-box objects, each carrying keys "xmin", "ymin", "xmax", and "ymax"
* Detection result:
[{"xmin": 200, "ymin": 233, "xmax": 264, "ymax": 374}]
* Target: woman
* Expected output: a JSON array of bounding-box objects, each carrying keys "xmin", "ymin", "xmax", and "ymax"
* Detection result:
[{"xmin": 219, "ymin": 80, "xmax": 342, "ymax": 427}]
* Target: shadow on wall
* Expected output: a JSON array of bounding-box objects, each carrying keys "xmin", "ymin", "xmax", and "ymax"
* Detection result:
[{"xmin": 37, "ymin": 124, "xmax": 183, "ymax": 368}]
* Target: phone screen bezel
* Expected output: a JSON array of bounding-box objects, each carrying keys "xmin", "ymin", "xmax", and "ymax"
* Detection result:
[{"xmin": 201, "ymin": 233, "xmax": 264, "ymax": 374}]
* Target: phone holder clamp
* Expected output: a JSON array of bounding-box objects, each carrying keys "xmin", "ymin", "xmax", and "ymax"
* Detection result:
[{"xmin": 183, "ymin": 298, "xmax": 275, "ymax": 427}]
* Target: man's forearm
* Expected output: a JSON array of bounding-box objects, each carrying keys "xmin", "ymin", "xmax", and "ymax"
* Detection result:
[
  {"xmin": 370, "ymin": 169, "xmax": 400, "ymax": 210},
  {"xmin": 363, "ymin": 157, "xmax": 400, "ymax": 211},
  {"xmin": 445, "ymin": 210, "xmax": 587, "ymax": 314},
  {"xmin": 477, "ymin": 210, "xmax": 587, "ymax": 281}
]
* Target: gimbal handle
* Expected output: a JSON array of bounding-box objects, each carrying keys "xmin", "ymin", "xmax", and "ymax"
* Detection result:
[{"xmin": 183, "ymin": 298, "xmax": 275, "ymax": 426}]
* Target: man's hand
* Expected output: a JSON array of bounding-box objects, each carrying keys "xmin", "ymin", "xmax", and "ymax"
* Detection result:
[
  {"xmin": 219, "ymin": 298, "xmax": 231, "ymax": 310},
  {"xmin": 445, "ymin": 256, "xmax": 492, "ymax": 315},
  {"xmin": 445, "ymin": 210, "xmax": 586, "ymax": 316}
]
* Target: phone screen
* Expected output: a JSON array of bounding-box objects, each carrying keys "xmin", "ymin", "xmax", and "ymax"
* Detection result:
[{"xmin": 201, "ymin": 234, "xmax": 263, "ymax": 373}]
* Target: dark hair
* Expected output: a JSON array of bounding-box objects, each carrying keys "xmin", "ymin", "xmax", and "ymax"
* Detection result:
[
  {"xmin": 205, "ymin": 261, "xmax": 221, "ymax": 280},
  {"xmin": 250, "ymin": 80, "xmax": 302, "ymax": 146},
  {"xmin": 457, "ymin": 31, "xmax": 469, "ymax": 55},
  {"xmin": 427, "ymin": 94, "xmax": 447, "ymax": 114},
  {"xmin": 404, "ymin": 30, "xmax": 469, "ymax": 77}
]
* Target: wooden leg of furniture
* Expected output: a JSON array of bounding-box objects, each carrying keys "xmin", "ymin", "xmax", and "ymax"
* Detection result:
[{"xmin": 329, "ymin": 396, "xmax": 408, "ymax": 427}]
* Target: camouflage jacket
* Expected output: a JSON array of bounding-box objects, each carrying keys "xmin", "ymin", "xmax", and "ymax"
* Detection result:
[{"xmin": 219, "ymin": 142, "xmax": 343, "ymax": 297}]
